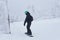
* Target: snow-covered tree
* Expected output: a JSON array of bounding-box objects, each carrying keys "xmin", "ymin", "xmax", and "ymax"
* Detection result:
[{"xmin": 0, "ymin": 0, "xmax": 11, "ymax": 34}]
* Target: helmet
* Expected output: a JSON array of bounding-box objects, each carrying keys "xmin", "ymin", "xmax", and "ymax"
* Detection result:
[{"xmin": 25, "ymin": 11, "xmax": 28, "ymax": 14}]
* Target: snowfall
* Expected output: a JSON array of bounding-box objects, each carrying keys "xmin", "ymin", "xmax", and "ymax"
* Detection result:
[
  {"xmin": 0, "ymin": 0, "xmax": 60, "ymax": 40},
  {"xmin": 0, "ymin": 18, "xmax": 60, "ymax": 40}
]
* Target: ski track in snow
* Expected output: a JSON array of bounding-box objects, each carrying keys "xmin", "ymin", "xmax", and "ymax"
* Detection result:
[{"xmin": 0, "ymin": 18, "xmax": 60, "ymax": 40}]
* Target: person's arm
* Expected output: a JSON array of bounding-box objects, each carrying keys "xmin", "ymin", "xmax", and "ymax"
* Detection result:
[{"xmin": 24, "ymin": 17, "xmax": 27, "ymax": 26}]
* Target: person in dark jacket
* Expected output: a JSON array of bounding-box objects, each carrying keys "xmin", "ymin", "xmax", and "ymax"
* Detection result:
[{"xmin": 24, "ymin": 11, "xmax": 33, "ymax": 35}]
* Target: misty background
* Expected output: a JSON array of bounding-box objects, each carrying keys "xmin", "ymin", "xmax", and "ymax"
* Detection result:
[{"xmin": 0, "ymin": 0, "xmax": 60, "ymax": 22}]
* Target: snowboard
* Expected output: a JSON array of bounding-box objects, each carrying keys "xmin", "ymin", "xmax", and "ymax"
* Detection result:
[{"xmin": 25, "ymin": 33, "xmax": 34, "ymax": 37}]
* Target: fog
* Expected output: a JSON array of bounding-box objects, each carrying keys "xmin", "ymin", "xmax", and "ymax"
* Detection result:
[{"xmin": 0, "ymin": 0, "xmax": 60, "ymax": 21}]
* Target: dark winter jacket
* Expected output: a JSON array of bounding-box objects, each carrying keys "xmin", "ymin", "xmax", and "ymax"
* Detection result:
[{"xmin": 24, "ymin": 12, "xmax": 33, "ymax": 25}]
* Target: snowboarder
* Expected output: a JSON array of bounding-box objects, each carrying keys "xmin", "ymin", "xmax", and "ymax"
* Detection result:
[{"xmin": 24, "ymin": 11, "xmax": 33, "ymax": 36}]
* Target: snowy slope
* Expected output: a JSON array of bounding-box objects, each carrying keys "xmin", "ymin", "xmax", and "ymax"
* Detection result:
[{"xmin": 0, "ymin": 18, "xmax": 60, "ymax": 40}]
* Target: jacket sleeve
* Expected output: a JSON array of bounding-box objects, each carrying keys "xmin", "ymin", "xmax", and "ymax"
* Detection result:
[{"xmin": 24, "ymin": 16, "xmax": 27, "ymax": 26}]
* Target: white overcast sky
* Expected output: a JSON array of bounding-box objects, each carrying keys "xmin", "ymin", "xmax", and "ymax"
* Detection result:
[{"xmin": 7, "ymin": 0, "xmax": 60, "ymax": 21}]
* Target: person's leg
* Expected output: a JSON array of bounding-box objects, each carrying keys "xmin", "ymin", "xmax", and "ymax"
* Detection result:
[{"xmin": 27, "ymin": 22, "xmax": 32, "ymax": 35}]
